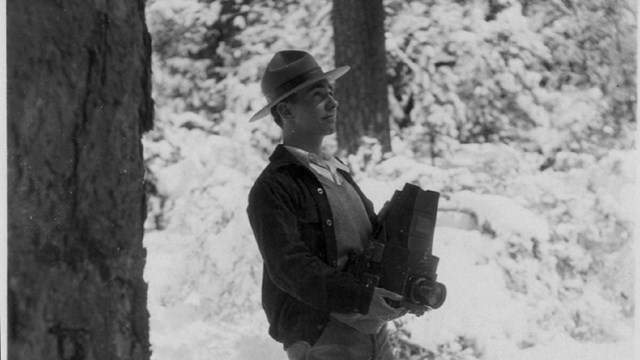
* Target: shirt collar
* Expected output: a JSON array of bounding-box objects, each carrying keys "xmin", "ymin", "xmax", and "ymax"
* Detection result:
[{"xmin": 284, "ymin": 145, "xmax": 349, "ymax": 172}]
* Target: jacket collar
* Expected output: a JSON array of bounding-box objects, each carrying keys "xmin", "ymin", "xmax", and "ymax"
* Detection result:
[{"xmin": 268, "ymin": 144, "xmax": 307, "ymax": 170}]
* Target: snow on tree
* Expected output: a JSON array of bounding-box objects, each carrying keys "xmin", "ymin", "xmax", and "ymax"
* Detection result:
[{"xmin": 142, "ymin": 0, "xmax": 635, "ymax": 359}]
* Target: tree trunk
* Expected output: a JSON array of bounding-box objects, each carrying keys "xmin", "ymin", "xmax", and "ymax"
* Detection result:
[
  {"xmin": 333, "ymin": 0, "xmax": 391, "ymax": 155},
  {"xmin": 7, "ymin": 1, "xmax": 153, "ymax": 359}
]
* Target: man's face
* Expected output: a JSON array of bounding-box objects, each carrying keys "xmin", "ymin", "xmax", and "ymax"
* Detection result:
[{"xmin": 286, "ymin": 79, "xmax": 338, "ymax": 136}]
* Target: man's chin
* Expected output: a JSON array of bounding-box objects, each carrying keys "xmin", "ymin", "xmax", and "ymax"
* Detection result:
[{"xmin": 325, "ymin": 126, "xmax": 337, "ymax": 135}]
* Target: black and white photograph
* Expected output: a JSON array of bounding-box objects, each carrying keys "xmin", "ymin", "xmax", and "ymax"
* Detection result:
[{"xmin": 5, "ymin": 0, "xmax": 637, "ymax": 359}]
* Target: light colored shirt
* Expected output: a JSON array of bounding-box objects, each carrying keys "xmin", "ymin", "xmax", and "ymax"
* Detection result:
[{"xmin": 284, "ymin": 146, "xmax": 349, "ymax": 185}]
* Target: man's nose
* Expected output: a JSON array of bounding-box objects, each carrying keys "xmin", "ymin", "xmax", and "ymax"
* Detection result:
[{"xmin": 326, "ymin": 94, "xmax": 338, "ymax": 110}]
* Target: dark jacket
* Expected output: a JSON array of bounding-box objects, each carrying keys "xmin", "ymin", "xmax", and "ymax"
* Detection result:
[{"xmin": 247, "ymin": 145, "xmax": 377, "ymax": 348}]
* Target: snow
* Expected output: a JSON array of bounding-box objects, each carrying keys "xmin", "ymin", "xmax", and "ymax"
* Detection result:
[
  {"xmin": 142, "ymin": 129, "xmax": 635, "ymax": 359},
  {"xmin": 142, "ymin": 1, "xmax": 636, "ymax": 358},
  {"xmin": 515, "ymin": 337, "xmax": 634, "ymax": 360},
  {"xmin": 444, "ymin": 191, "xmax": 550, "ymax": 241}
]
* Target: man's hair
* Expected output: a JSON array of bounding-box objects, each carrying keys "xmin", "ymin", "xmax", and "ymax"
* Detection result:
[
  {"xmin": 270, "ymin": 92, "xmax": 298, "ymax": 128},
  {"xmin": 270, "ymin": 106, "xmax": 284, "ymax": 128}
]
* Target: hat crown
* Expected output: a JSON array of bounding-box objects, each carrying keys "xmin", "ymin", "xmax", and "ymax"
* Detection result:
[{"xmin": 261, "ymin": 50, "xmax": 322, "ymax": 102}]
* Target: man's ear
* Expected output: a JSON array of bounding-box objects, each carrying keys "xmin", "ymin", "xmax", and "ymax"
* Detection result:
[{"xmin": 276, "ymin": 102, "xmax": 293, "ymax": 118}]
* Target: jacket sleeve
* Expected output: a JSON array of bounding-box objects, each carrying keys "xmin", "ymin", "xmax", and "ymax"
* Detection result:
[{"xmin": 247, "ymin": 175, "xmax": 375, "ymax": 314}]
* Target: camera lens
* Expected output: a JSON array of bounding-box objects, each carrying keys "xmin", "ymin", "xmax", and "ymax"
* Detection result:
[{"xmin": 411, "ymin": 278, "xmax": 446, "ymax": 309}]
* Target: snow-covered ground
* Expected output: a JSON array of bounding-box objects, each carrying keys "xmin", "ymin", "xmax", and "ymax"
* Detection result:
[{"xmin": 142, "ymin": 127, "xmax": 635, "ymax": 360}]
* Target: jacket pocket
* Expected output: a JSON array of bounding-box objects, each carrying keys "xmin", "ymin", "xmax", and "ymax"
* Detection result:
[{"xmin": 278, "ymin": 295, "xmax": 327, "ymax": 346}]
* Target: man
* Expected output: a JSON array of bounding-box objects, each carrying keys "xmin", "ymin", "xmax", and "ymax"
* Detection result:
[{"xmin": 247, "ymin": 50, "xmax": 405, "ymax": 360}]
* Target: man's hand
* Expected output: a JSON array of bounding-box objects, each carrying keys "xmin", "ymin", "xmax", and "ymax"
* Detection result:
[{"xmin": 368, "ymin": 287, "xmax": 407, "ymax": 321}]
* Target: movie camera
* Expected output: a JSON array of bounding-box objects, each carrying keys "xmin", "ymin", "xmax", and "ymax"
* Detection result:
[{"xmin": 348, "ymin": 183, "xmax": 447, "ymax": 315}]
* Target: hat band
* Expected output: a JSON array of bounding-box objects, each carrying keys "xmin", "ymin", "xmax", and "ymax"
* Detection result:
[{"xmin": 267, "ymin": 67, "xmax": 324, "ymax": 101}]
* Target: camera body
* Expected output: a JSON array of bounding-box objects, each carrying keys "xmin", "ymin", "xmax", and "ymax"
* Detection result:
[{"xmin": 348, "ymin": 183, "xmax": 446, "ymax": 314}]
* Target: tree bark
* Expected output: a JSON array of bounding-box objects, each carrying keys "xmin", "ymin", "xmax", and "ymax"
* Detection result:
[
  {"xmin": 7, "ymin": 1, "xmax": 153, "ymax": 359},
  {"xmin": 333, "ymin": 0, "xmax": 391, "ymax": 155}
]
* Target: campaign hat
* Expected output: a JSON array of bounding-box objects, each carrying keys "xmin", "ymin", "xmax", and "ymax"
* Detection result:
[{"xmin": 250, "ymin": 50, "xmax": 349, "ymax": 122}]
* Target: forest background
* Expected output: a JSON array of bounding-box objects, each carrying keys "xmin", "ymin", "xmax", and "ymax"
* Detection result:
[{"xmin": 142, "ymin": 0, "xmax": 637, "ymax": 359}]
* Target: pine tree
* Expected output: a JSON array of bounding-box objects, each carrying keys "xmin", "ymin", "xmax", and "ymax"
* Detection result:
[
  {"xmin": 333, "ymin": 0, "xmax": 391, "ymax": 154},
  {"xmin": 8, "ymin": 1, "xmax": 153, "ymax": 358}
]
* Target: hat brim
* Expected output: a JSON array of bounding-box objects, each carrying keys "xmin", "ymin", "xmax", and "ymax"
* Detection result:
[{"xmin": 249, "ymin": 65, "xmax": 350, "ymax": 122}]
